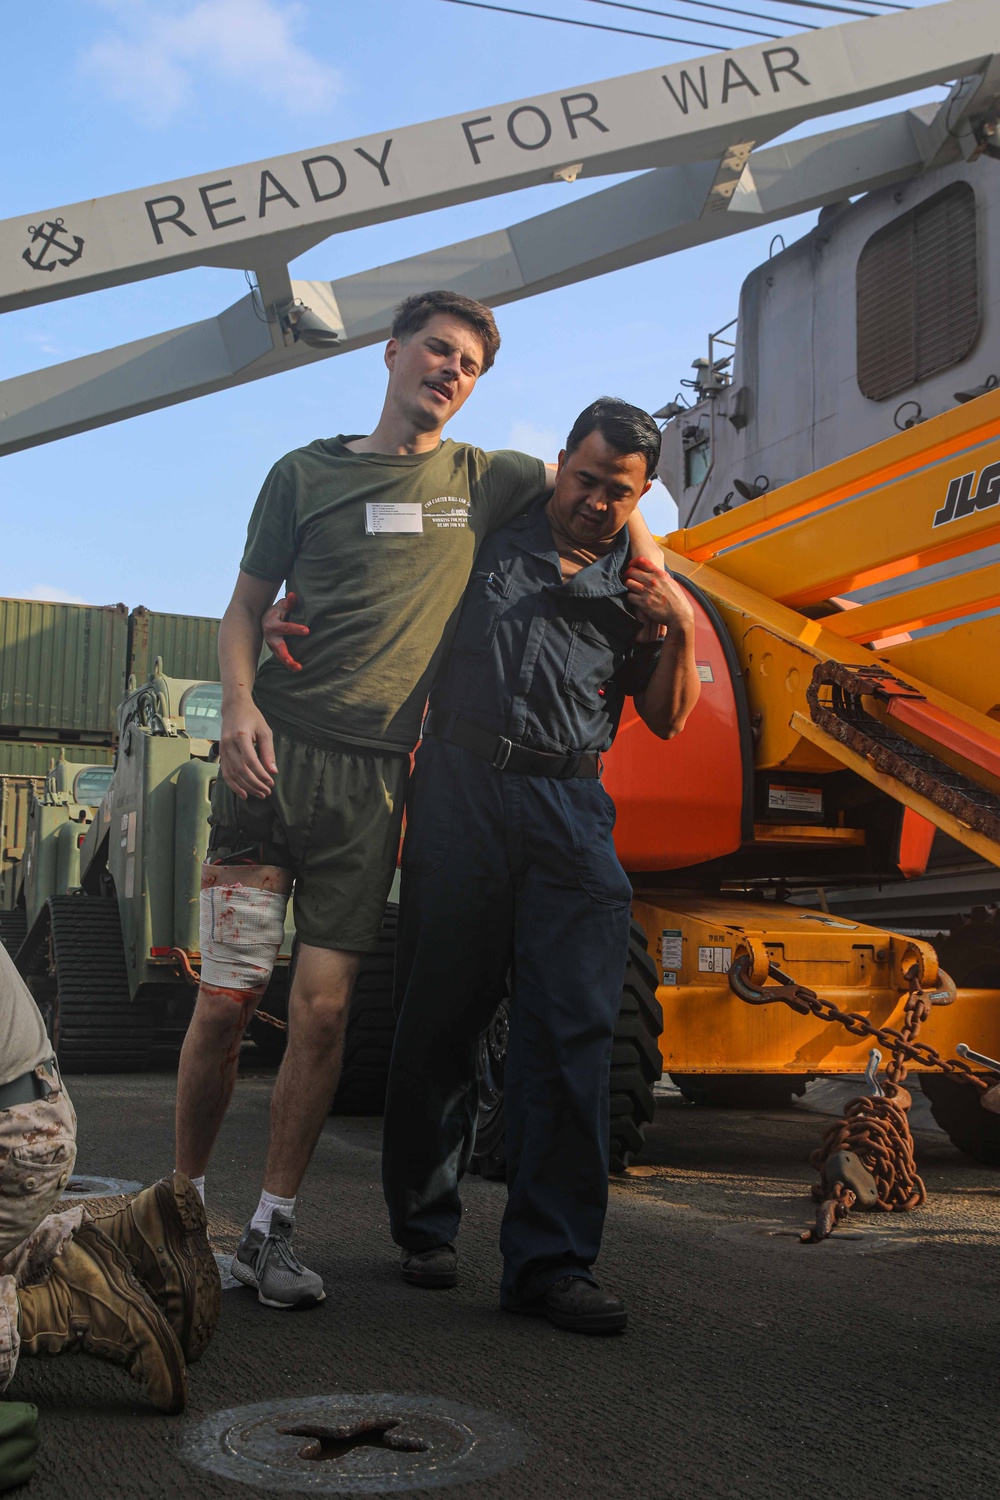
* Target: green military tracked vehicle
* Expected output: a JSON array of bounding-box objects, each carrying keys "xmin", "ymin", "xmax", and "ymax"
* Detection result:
[
  {"xmin": 0, "ymin": 757, "xmax": 112, "ymax": 960},
  {"xmin": 13, "ymin": 661, "xmax": 396, "ymax": 1104},
  {"xmin": 14, "ymin": 666, "xmax": 251, "ymax": 1069}
]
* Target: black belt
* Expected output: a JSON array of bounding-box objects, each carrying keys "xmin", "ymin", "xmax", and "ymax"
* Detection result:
[
  {"xmin": 0, "ymin": 1059, "xmax": 57, "ymax": 1111},
  {"xmin": 425, "ymin": 711, "xmax": 600, "ymax": 779}
]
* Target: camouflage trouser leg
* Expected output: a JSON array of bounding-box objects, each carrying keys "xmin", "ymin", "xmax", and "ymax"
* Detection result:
[
  {"xmin": 0, "ymin": 1274, "xmax": 16, "ymax": 1392},
  {"xmin": 0, "ymin": 1076, "xmax": 79, "ymax": 1392},
  {"xmin": 0, "ymin": 1078, "xmax": 77, "ymax": 1260},
  {"xmin": 0, "ymin": 1205, "xmax": 86, "ymax": 1390}
]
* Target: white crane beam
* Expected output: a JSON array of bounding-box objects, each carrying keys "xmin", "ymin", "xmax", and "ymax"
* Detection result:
[
  {"xmin": 0, "ymin": 108, "xmax": 938, "ymax": 456},
  {"xmin": 1, "ymin": 0, "xmax": 995, "ymax": 318},
  {"xmin": 1, "ymin": 0, "xmax": 998, "ymax": 454}
]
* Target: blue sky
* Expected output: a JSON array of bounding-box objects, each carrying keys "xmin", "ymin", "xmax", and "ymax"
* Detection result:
[{"xmin": 0, "ymin": 0, "xmax": 949, "ymax": 617}]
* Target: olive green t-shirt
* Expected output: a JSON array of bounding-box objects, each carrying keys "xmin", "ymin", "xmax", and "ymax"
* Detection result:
[{"xmin": 241, "ymin": 436, "xmax": 546, "ymax": 752}]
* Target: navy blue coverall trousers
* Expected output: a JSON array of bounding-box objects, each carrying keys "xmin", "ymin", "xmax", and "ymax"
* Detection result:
[{"xmin": 382, "ymin": 501, "xmax": 640, "ymax": 1307}]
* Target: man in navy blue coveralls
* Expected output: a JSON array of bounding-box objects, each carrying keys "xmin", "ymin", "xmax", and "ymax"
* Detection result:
[{"xmin": 382, "ymin": 398, "xmax": 701, "ymax": 1335}]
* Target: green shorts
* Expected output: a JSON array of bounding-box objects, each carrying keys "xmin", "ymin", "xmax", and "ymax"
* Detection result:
[{"xmin": 207, "ymin": 726, "xmax": 408, "ymax": 953}]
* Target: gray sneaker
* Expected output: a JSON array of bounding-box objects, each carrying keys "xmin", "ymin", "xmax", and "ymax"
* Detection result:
[{"xmin": 231, "ymin": 1213, "xmax": 326, "ymax": 1309}]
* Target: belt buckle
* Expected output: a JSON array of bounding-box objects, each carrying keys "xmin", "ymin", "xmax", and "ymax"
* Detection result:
[{"xmin": 493, "ymin": 736, "xmax": 513, "ymax": 770}]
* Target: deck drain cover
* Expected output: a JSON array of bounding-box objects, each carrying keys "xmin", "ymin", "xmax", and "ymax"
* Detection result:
[
  {"xmin": 182, "ymin": 1393, "xmax": 527, "ymax": 1493},
  {"xmin": 62, "ymin": 1175, "xmax": 142, "ymax": 1200}
]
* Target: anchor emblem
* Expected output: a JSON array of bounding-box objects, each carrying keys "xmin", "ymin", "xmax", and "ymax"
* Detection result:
[{"xmin": 22, "ymin": 218, "xmax": 85, "ymax": 273}]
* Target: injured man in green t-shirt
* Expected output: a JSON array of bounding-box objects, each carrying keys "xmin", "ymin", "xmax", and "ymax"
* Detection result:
[{"xmin": 173, "ymin": 288, "xmax": 665, "ymax": 1312}]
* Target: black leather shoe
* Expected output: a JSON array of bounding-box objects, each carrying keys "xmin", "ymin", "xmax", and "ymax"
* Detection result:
[
  {"xmin": 399, "ymin": 1243, "xmax": 458, "ymax": 1289},
  {"xmin": 509, "ymin": 1276, "xmax": 627, "ymax": 1334}
]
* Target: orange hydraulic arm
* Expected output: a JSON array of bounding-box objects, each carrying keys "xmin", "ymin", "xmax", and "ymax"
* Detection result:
[{"xmin": 658, "ymin": 386, "xmax": 1000, "ymax": 867}]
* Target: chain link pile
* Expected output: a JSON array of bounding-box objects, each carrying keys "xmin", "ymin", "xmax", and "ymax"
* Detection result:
[
  {"xmin": 801, "ymin": 1095, "xmax": 926, "ymax": 1241},
  {"xmin": 729, "ymin": 953, "xmax": 998, "ymax": 1243}
]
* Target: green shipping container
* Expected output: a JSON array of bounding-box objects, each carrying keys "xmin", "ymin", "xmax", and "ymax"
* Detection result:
[
  {"xmin": 0, "ymin": 742, "xmax": 114, "ymax": 776},
  {"xmin": 0, "ymin": 598, "xmax": 128, "ymax": 740},
  {"xmin": 128, "ymin": 608, "xmax": 220, "ymax": 685}
]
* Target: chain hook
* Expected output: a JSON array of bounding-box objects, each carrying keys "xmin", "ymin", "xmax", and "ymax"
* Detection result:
[
  {"xmin": 956, "ymin": 1042, "xmax": 1000, "ymax": 1072},
  {"xmin": 864, "ymin": 1049, "xmax": 885, "ymax": 1098}
]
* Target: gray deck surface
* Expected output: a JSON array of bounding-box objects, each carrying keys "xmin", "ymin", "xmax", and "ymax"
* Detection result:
[{"xmin": 9, "ymin": 1063, "xmax": 999, "ymax": 1499}]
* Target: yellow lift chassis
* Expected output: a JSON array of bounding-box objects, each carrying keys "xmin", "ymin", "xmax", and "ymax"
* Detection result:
[{"xmin": 631, "ymin": 386, "xmax": 1000, "ymax": 1092}]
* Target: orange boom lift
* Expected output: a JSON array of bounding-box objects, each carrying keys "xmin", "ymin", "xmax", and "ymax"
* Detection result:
[{"xmin": 600, "ymin": 385, "xmax": 1000, "ymax": 1200}]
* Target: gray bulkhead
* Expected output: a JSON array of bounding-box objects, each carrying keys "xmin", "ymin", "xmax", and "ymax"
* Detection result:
[{"xmin": 659, "ymin": 158, "xmax": 1000, "ymax": 529}]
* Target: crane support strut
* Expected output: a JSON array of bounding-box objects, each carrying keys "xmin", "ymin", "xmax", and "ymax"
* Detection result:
[{"xmin": 1, "ymin": 0, "xmax": 999, "ymax": 455}]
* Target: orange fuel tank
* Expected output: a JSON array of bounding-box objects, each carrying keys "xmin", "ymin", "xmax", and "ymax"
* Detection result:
[{"xmin": 603, "ymin": 580, "xmax": 750, "ymax": 873}]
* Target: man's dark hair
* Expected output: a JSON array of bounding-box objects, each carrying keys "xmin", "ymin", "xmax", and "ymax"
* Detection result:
[
  {"xmin": 565, "ymin": 397, "xmax": 662, "ymax": 480},
  {"xmin": 391, "ymin": 291, "xmax": 501, "ymax": 374}
]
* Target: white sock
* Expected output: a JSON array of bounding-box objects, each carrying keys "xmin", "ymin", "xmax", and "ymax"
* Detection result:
[
  {"xmin": 251, "ymin": 1189, "xmax": 296, "ymax": 1235},
  {"xmin": 189, "ymin": 1175, "xmax": 206, "ymax": 1205}
]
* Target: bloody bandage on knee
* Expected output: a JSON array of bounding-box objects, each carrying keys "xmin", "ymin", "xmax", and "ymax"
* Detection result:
[{"xmin": 199, "ymin": 881, "xmax": 287, "ymax": 994}]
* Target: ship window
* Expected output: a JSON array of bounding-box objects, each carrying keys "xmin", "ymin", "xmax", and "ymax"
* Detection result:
[
  {"xmin": 73, "ymin": 767, "xmax": 113, "ymax": 806},
  {"xmin": 856, "ymin": 181, "xmax": 979, "ymax": 401},
  {"xmin": 180, "ymin": 682, "xmax": 223, "ymax": 739},
  {"xmin": 683, "ymin": 433, "xmax": 711, "ymax": 489}
]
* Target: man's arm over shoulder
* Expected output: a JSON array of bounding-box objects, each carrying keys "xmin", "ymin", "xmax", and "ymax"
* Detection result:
[
  {"xmin": 625, "ymin": 560, "xmax": 701, "ymax": 740},
  {"xmin": 469, "ymin": 447, "xmax": 549, "ymax": 533},
  {"xmin": 625, "ymin": 507, "xmax": 665, "ymax": 568}
]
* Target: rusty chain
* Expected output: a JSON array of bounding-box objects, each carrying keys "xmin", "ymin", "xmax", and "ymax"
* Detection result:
[
  {"xmin": 730, "ymin": 953, "xmax": 999, "ymax": 1242},
  {"xmin": 254, "ymin": 1008, "xmax": 288, "ymax": 1032},
  {"xmin": 800, "ymin": 1095, "xmax": 927, "ymax": 1241},
  {"xmin": 729, "ymin": 955, "xmax": 994, "ymax": 1094},
  {"xmin": 883, "ymin": 969, "xmax": 930, "ymax": 1094},
  {"xmin": 802, "ymin": 1179, "xmax": 855, "ymax": 1243}
]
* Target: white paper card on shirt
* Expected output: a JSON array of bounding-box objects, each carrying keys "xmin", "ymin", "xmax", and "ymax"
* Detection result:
[{"xmin": 365, "ymin": 502, "xmax": 424, "ymax": 535}]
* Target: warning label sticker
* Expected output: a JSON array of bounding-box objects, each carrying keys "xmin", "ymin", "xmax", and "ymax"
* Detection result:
[
  {"xmin": 661, "ymin": 929, "xmax": 683, "ymax": 971},
  {"xmin": 768, "ymin": 784, "xmax": 823, "ymax": 815},
  {"xmin": 662, "ymin": 972, "xmax": 678, "ymax": 985},
  {"xmin": 698, "ymin": 946, "xmax": 732, "ymax": 973},
  {"xmin": 696, "ymin": 661, "xmax": 714, "ymax": 683}
]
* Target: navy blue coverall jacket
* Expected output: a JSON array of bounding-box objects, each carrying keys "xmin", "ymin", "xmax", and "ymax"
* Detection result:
[{"xmin": 382, "ymin": 500, "xmax": 642, "ymax": 1305}]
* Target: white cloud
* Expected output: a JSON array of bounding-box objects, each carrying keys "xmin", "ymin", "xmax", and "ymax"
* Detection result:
[
  {"xmin": 19, "ymin": 585, "xmax": 93, "ymax": 605},
  {"xmin": 80, "ymin": 0, "xmax": 343, "ymax": 126},
  {"xmin": 507, "ymin": 421, "xmax": 563, "ymax": 462}
]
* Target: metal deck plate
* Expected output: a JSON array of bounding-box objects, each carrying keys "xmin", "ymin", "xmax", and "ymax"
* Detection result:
[
  {"xmin": 181, "ymin": 1392, "xmax": 528, "ymax": 1493},
  {"xmin": 61, "ymin": 1174, "xmax": 143, "ymax": 1200}
]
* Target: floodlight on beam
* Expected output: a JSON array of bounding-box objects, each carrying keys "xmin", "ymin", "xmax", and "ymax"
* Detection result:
[
  {"xmin": 653, "ymin": 400, "xmax": 687, "ymax": 422},
  {"xmin": 733, "ymin": 475, "xmax": 770, "ymax": 500},
  {"xmin": 281, "ymin": 300, "xmax": 341, "ymax": 348},
  {"xmin": 954, "ymin": 374, "xmax": 999, "ymax": 402}
]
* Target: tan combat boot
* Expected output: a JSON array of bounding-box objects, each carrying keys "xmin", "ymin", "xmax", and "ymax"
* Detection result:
[
  {"xmin": 16, "ymin": 1223, "xmax": 188, "ymax": 1414},
  {"xmin": 89, "ymin": 1172, "xmax": 220, "ymax": 1362}
]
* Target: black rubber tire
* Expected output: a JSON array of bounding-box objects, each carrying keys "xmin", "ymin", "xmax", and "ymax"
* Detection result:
[
  {"xmin": 0, "ymin": 907, "xmax": 27, "ymax": 961},
  {"xmin": 146, "ymin": 984, "xmax": 198, "ymax": 1070},
  {"xmin": 246, "ymin": 907, "xmax": 400, "ymax": 1097},
  {"xmin": 470, "ymin": 919, "xmax": 665, "ymax": 1178},
  {"xmin": 47, "ymin": 895, "xmax": 153, "ymax": 1073},
  {"xmin": 919, "ymin": 916, "xmax": 1000, "ymax": 1165},
  {"xmin": 669, "ymin": 1073, "xmax": 810, "ymax": 1109},
  {"xmin": 471, "ymin": 998, "xmax": 510, "ymax": 1180},
  {"xmin": 610, "ymin": 920, "xmax": 665, "ymax": 1172},
  {"xmin": 331, "ymin": 903, "xmax": 399, "ymax": 1115}
]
